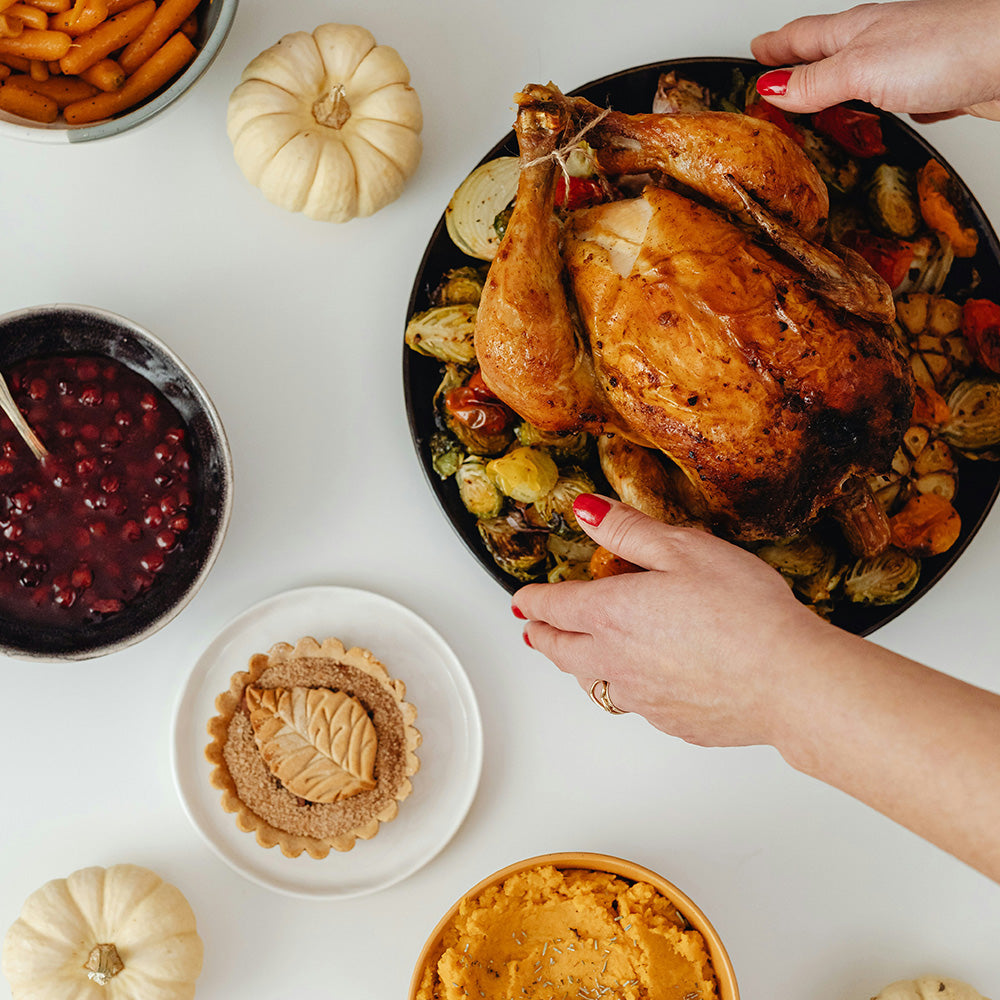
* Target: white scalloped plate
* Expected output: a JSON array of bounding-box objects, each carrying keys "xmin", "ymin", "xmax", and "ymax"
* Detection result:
[{"xmin": 170, "ymin": 585, "xmax": 483, "ymax": 899}]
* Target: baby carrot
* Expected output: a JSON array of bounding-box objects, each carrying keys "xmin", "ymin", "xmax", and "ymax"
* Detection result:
[
  {"xmin": 0, "ymin": 51, "xmax": 30, "ymax": 69},
  {"xmin": 58, "ymin": 0, "xmax": 151, "ymax": 74},
  {"xmin": 117, "ymin": 0, "xmax": 196, "ymax": 74},
  {"xmin": 0, "ymin": 13, "xmax": 22, "ymax": 35},
  {"xmin": 78, "ymin": 54, "xmax": 121, "ymax": 89},
  {"xmin": 104, "ymin": 0, "xmax": 146, "ymax": 12},
  {"xmin": 0, "ymin": 78, "xmax": 57, "ymax": 119},
  {"xmin": 0, "ymin": 62, "xmax": 9, "ymax": 79},
  {"xmin": 28, "ymin": 55, "xmax": 45, "ymax": 77},
  {"xmin": 50, "ymin": 0, "xmax": 107, "ymax": 35},
  {"xmin": 0, "ymin": 0, "xmax": 19, "ymax": 12},
  {"xmin": 63, "ymin": 28, "xmax": 193, "ymax": 123},
  {"xmin": 8, "ymin": 3, "xmax": 47, "ymax": 28},
  {"xmin": 0, "ymin": 28, "xmax": 71, "ymax": 60},
  {"xmin": 6, "ymin": 69, "xmax": 97, "ymax": 103},
  {"xmin": 30, "ymin": 0, "xmax": 74, "ymax": 11}
]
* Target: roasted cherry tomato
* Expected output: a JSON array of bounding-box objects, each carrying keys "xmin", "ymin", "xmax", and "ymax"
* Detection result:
[
  {"xmin": 745, "ymin": 96, "xmax": 804, "ymax": 145},
  {"xmin": 961, "ymin": 298, "xmax": 1000, "ymax": 374},
  {"xmin": 840, "ymin": 229, "xmax": 914, "ymax": 289},
  {"xmin": 444, "ymin": 370, "xmax": 516, "ymax": 434},
  {"xmin": 554, "ymin": 176, "xmax": 605, "ymax": 211},
  {"xmin": 812, "ymin": 105, "xmax": 886, "ymax": 158}
]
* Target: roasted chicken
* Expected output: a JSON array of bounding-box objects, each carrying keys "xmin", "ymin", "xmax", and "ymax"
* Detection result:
[{"xmin": 475, "ymin": 84, "xmax": 913, "ymax": 547}]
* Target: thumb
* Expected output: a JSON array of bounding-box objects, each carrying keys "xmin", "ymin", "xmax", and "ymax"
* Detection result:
[
  {"xmin": 572, "ymin": 493, "xmax": 691, "ymax": 571},
  {"xmin": 756, "ymin": 58, "xmax": 857, "ymax": 114}
]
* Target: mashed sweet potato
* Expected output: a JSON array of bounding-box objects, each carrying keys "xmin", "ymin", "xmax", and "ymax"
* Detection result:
[{"xmin": 415, "ymin": 864, "xmax": 719, "ymax": 999}]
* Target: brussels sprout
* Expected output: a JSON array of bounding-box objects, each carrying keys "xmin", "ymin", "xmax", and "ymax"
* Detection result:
[
  {"xmin": 941, "ymin": 377, "xmax": 1000, "ymax": 450},
  {"xmin": 405, "ymin": 304, "xmax": 478, "ymax": 364},
  {"xmin": 478, "ymin": 513, "xmax": 548, "ymax": 581},
  {"xmin": 867, "ymin": 163, "xmax": 920, "ymax": 238},
  {"xmin": 799, "ymin": 127, "xmax": 861, "ymax": 195},
  {"xmin": 455, "ymin": 456, "xmax": 504, "ymax": 518},
  {"xmin": 531, "ymin": 466, "xmax": 596, "ymax": 535},
  {"xmin": 514, "ymin": 421, "xmax": 590, "ymax": 462},
  {"xmin": 546, "ymin": 533, "xmax": 598, "ymax": 583},
  {"xmin": 430, "ymin": 431, "xmax": 464, "ymax": 479},
  {"xmin": 843, "ymin": 547, "xmax": 921, "ymax": 605},
  {"xmin": 486, "ymin": 447, "xmax": 559, "ymax": 503},
  {"xmin": 755, "ymin": 534, "xmax": 834, "ymax": 578},
  {"xmin": 435, "ymin": 266, "xmax": 486, "ymax": 306},
  {"xmin": 445, "ymin": 156, "xmax": 520, "ymax": 260},
  {"xmin": 894, "ymin": 233, "xmax": 955, "ymax": 296}
]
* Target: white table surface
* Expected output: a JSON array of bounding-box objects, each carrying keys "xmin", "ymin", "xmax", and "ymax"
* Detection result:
[{"xmin": 2, "ymin": 0, "xmax": 999, "ymax": 997}]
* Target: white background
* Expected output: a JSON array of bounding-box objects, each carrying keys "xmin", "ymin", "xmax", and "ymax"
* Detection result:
[{"xmin": 2, "ymin": 0, "xmax": 999, "ymax": 998}]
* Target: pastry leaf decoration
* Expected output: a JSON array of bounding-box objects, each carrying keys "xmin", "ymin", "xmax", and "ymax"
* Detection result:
[{"xmin": 246, "ymin": 686, "xmax": 378, "ymax": 803}]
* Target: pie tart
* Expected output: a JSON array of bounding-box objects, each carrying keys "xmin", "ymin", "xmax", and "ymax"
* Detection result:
[{"xmin": 205, "ymin": 635, "xmax": 421, "ymax": 857}]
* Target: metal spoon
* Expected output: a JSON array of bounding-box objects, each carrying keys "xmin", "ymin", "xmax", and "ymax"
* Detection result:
[{"xmin": 0, "ymin": 371, "xmax": 48, "ymax": 460}]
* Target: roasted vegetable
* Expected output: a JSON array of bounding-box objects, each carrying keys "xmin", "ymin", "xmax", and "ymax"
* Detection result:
[
  {"xmin": 455, "ymin": 456, "xmax": 504, "ymax": 518},
  {"xmin": 652, "ymin": 71, "xmax": 711, "ymax": 113},
  {"xmin": 477, "ymin": 511, "xmax": 548, "ymax": 580},
  {"xmin": 896, "ymin": 292, "xmax": 971, "ymax": 394},
  {"xmin": 514, "ymin": 422, "xmax": 590, "ymax": 462},
  {"xmin": 435, "ymin": 266, "xmax": 487, "ymax": 306},
  {"xmin": 589, "ymin": 546, "xmax": 642, "ymax": 578},
  {"xmin": 893, "ymin": 233, "xmax": 956, "ymax": 296},
  {"xmin": 486, "ymin": 446, "xmax": 559, "ymax": 503},
  {"xmin": 889, "ymin": 492, "xmax": 961, "ymax": 557},
  {"xmin": 917, "ymin": 158, "xmax": 979, "ymax": 257},
  {"xmin": 405, "ymin": 304, "xmax": 478, "ymax": 364},
  {"xmin": 839, "ymin": 228, "xmax": 916, "ymax": 290},
  {"xmin": 430, "ymin": 430, "xmax": 464, "ymax": 479},
  {"xmin": 438, "ymin": 367, "xmax": 516, "ymax": 456},
  {"xmin": 941, "ymin": 376, "xmax": 1000, "ymax": 451},
  {"xmin": 800, "ymin": 127, "xmax": 860, "ymax": 194},
  {"xmin": 755, "ymin": 534, "xmax": 835, "ymax": 578},
  {"xmin": 813, "ymin": 105, "xmax": 886, "ymax": 157},
  {"xmin": 843, "ymin": 547, "xmax": 920, "ymax": 605},
  {"xmin": 445, "ymin": 156, "xmax": 520, "ymax": 260},
  {"xmin": 531, "ymin": 467, "xmax": 596, "ymax": 534},
  {"xmin": 960, "ymin": 298, "xmax": 1000, "ymax": 374},
  {"xmin": 867, "ymin": 163, "xmax": 920, "ymax": 237},
  {"xmin": 547, "ymin": 532, "xmax": 599, "ymax": 582}
]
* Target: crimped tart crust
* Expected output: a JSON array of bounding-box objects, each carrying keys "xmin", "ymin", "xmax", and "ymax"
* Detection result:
[{"xmin": 206, "ymin": 636, "xmax": 421, "ymax": 858}]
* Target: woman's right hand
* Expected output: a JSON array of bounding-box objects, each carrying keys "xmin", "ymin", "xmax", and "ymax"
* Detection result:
[{"xmin": 751, "ymin": 0, "xmax": 1000, "ymax": 121}]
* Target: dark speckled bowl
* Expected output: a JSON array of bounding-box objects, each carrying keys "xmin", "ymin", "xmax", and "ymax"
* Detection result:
[{"xmin": 0, "ymin": 304, "xmax": 232, "ymax": 660}]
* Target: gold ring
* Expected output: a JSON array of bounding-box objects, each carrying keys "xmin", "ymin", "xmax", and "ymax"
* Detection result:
[{"xmin": 588, "ymin": 678, "xmax": 627, "ymax": 715}]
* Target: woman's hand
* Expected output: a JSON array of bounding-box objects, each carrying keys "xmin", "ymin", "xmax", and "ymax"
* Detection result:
[
  {"xmin": 751, "ymin": 0, "xmax": 1000, "ymax": 121},
  {"xmin": 511, "ymin": 494, "xmax": 830, "ymax": 748}
]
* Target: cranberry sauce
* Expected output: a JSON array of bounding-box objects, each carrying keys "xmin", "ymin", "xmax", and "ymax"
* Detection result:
[{"xmin": 0, "ymin": 354, "xmax": 195, "ymax": 627}]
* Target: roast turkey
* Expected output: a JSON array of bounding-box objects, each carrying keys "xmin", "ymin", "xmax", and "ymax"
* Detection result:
[{"xmin": 474, "ymin": 83, "xmax": 914, "ymax": 548}]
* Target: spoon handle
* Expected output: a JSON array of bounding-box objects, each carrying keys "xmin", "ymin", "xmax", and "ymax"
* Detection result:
[{"xmin": 0, "ymin": 375, "xmax": 49, "ymax": 461}]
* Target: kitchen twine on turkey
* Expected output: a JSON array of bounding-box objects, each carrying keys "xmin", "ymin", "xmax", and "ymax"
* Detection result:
[{"xmin": 520, "ymin": 105, "xmax": 611, "ymax": 186}]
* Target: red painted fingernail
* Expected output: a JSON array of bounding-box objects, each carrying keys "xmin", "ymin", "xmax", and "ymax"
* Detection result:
[
  {"xmin": 522, "ymin": 630, "xmax": 532, "ymax": 648},
  {"xmin": 756, "ymin": 69, "xmax": 791, "ymax": 97},
  {"xmin": 573, "ymin": 494, "xmax": 611, "ymax": 527},
  {"xmin": 511, "ymin": 604, "xmax": 526, "ymax": 619}
]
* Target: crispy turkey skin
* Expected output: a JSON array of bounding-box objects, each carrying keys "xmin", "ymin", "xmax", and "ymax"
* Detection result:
[{"xmin": 475, "ymin": 84, "xmax": 914, "ymax": 543}]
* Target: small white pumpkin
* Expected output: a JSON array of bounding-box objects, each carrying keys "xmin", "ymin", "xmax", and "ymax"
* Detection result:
[
  {"xmin": 2, "ymin": 864, "xmax": 204, "ymax": 1000},
  {"xmin": 227, "ymin": 23, "xmax": 423, "ymax": 222},
  {"xmin": 873, "ymin": 977, "xmax": 991, "ymax": 1000}
]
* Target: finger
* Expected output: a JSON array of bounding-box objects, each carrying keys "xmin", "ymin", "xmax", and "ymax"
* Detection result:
[
  {"xmin": 577, "ymin": 674, "xmax": 633, "ymax": 716},
  {"xmin": 522, "ymin": 618, "xmax": 595, "ymax": 678},
  {"xmin": 572, "ymin": 493, "xmax": 698, "ymax": 572},
  {"xmin": 750, "ymin": 7, "xmax": 877, "ymax": 66},
  {"xmin": 909, "ymin": 109, "xmax": 965, "ymax": 124},
  {"xmin": 754, "ymin": 52, "xmax": 878, "ymax": 114},
  {"xmin": 513, "ymin": 575, "xmax": 630, "ymax": 635}
]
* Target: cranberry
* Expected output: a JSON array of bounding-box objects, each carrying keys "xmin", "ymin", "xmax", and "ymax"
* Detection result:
[
  {"xmin": 53, "ymin": 586, "xmax": 77, "ymax": 608},
  {"xmin": 12, "ymin": 491, "xmax": 33, "ymax": 513},
  {"xmin": 121, "ymin": 520, "xmax": 142, "ymax": 542},
  {"xmin": 106, "ymin": 496, "xmax": 128, "ymax": 516},
  {"xmin": 115, "ymin": 410, "xmax": 133, "ymax": 429},
  {"xmin": 154, "ymin": 442, "xmax": 174, "ymax": 463},
  {"xmin": 73, "ymin": 528, "xmax": 90, "ymax": 548},
  {"xmin": 57, "ymin": 379, "xmax": 71, "ymax": 395},
  {"xmin": 2, "ymin": 442, "xmax": 15, "ymax": 459},
  {"xmin": 71, "ymin": 566, "xmax": 92, "ymax": 589},
  {"xmin": 89, "ymin": 521, "xmax": 108, "ymax": 538},
  {"xmin": 27, "ymin": 378, "xmax": 47, "ymax": 400},
  {"xmin": 165, "ymin": 427, "xmax": 185, "ymax": 444},
  {"xmin": 143, "ymin": 505, "xmax": 163, "ymax": 527},
  {"xmin": 132, "ymin": 571, "xmax": 153, "ymax": 591},
  {"xmin": 104, "ymin": 390, "xmax": 121, "ymax": 410},
  {"xmin": 57, "ymin": 421, "xmax": 74, "ymax": 438},
  {"xmin": 142, "ymin": 411, "xmax": 159, "ymax": 433},
  {"xmin": 153, "ymin": 472, "xmax": 173, "ymax": 488},
  {"xmin": 24, "ymin": 539, "xmax": 43, "ymax": 556},
  {"xmin": 174, "ymin": 449, "xmax": 190, "ymax": 472},
  {"xmin": 160, "ymin": 495, "xmax": 178, "ymax": 516},
  {"xmin": 155, "ymin": 529, "xmax": 177, "ymax": 551},
  {"xmin": 2, "ymin": 545, "xmax": 22, "ymax": 565},
  {"xmin": 4, "ymin": 523, "xmax": 22, "ymax": 541},
  {"xmin": 76, "ymin": 360, "xmax": 99, "ymax": 380},
  {"xmin": 0, "ymin": 460, "xmax": 13, "ymax": 476},
  {"xmin": 90, "ymin": 598, "xmax": 124, "ymax": 614},
  {"xmin": 19, "ymin": 565, "xmax": 44, "ymax": 588},
  {"xmin": 140, "ymin": 551, "xmax": 164, "ymax": 573},
  {"xmin": 100, "ymin": 426, "xmax": 122, "ymax": 450},
  {"xmin": 80, "ymin": 424, "xmax": 99, "ymax": 442},
  {"xmin": 79, "ymin": 385, "xmax": 102, "ymax": 406},
  {"xmin": 73, "ymin": 457, "xmax": 98, "ymax": 479},
  {"xmin": 139, "ymin": 392, "xmax": 158, "ymax": 411},
  {"xmin": 169, "ymin": 515, "xmax": 189, "ymax": 533},
  {"xmin": 177, "ymin": 489, "xmax": 192, "ymax": 509},
  {"xmin": 100, "ymin": 475, "xmax": 119, "ymax": 494}
]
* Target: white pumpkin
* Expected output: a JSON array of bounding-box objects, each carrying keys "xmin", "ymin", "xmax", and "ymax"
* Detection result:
[
  {"xmin": 873, "ymin": 977, "xmax": 991, "ymax": 1000},
  {"xmin": 2, "ymin": 864, "xmax": 203, "ymax": 1000},
  {"xmin": 227, "ymin": 23, "xmax": 423, "ymax": 222}
]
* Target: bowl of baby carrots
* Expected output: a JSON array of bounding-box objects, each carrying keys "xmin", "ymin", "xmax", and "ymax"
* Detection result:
[{"xmin": 0, "ymin": 0, "xmax": 237, "ymax": 141}]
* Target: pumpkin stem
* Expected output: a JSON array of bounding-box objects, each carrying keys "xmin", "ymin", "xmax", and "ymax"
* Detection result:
[
  {"xmin": 313, "ymin": 84, "xmax": 351, "ymax": 129},
  {"xmin": 84, "ymin": 943, "xmax": 124, "ymax": 985}
]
